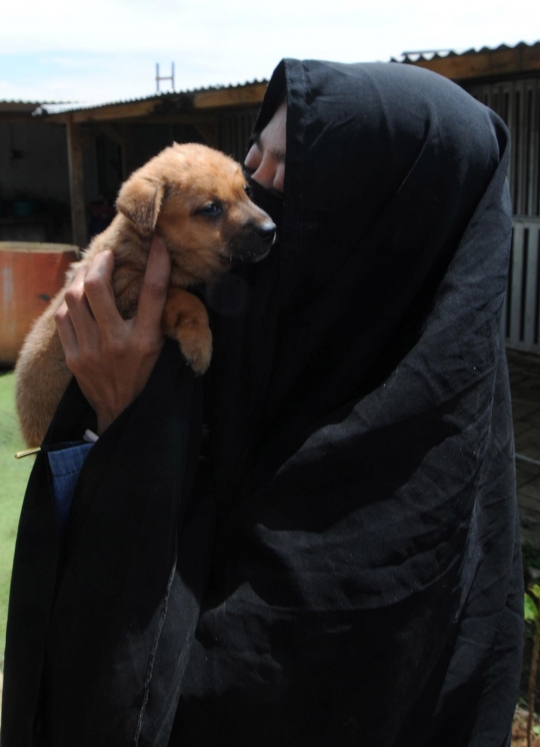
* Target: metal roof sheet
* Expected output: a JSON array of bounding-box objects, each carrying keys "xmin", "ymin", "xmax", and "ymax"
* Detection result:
[
  {"xmin": 0, "ymin": 99, "xmax": 66, "ymax": 105},
  {"xmin": 395, "ymin": 40, "xmax": 540, "ymax": 64},
  {"xmin": 0, "ymin": 100, "xmax": 72, "ymax": 115},
  {"xmin": 7, "ymin": 40, "xmax": 540, "ymax": 118},
  {"xmin": 35, "ymin": 79, "xmax": 268, "ymax": 117}
]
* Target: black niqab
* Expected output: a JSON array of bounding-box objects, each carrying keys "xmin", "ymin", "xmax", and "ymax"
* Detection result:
[{"xmin": 2, "ymin": 59, "xmax": 522, "ymax": 747}]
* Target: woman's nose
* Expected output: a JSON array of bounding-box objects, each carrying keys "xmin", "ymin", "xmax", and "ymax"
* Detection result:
[{"xmin": 245, "ymin": 153, "xmax": 274, "ymax": 191}]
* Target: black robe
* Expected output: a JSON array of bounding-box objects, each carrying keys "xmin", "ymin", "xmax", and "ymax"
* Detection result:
[{"xmin": 2, "ymin": 59, "xmax": 523, "ymax": 747}]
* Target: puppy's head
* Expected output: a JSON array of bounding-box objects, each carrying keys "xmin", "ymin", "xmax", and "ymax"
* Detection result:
[{"xmin": 116, "ymin": 143, "xmax": 276, "ymax": 283}]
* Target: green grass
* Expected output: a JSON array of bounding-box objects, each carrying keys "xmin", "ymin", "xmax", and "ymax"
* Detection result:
[{"xmin": 0, "ymin": 370, "xmax": 33, "ymax": 664}]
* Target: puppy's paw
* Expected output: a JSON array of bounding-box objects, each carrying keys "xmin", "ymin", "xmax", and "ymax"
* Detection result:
[
  {"xmin": 176, "ymin": 327, "xmax": 212, "ymax": 375},
  {"xmin": 162, "ymin": 288, "xmax": 212, "ymax": 375}
]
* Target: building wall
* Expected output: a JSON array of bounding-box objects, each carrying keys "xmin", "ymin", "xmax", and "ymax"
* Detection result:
[
  {"xmin": 130, "ymin": 122, "xmax": 207, "ymax": 172},
  {"xmin": 0, "ymin": 121, "xmax": 70, "ymax": 202},
  {"xmin": 0, "ymin": 121, "xmax": 75, "ymax": 242},
  {"xmin": 83, "ymin": 136, "xmax": 101, "ymax": 205},
  {"xmin": 219, "ymin": 108, "xmax": 259, "ymax": 162}
]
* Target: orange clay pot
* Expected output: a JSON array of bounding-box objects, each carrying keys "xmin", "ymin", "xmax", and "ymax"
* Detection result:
[{"xmin": 0, "ymin": 242, "xmax": 78, "ymax": 367}]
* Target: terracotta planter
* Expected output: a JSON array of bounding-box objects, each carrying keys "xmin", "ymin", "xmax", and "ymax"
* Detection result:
[{"xmin": 0, "ymin": 242, "xmax": 78, "ymax": 367}]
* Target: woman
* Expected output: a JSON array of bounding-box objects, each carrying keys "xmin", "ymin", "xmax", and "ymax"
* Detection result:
[{"xmin": 2, "ymin": 59, "xmax": 522, "ymax": 746}]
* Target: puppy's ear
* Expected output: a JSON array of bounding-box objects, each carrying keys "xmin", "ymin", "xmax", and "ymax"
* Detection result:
[{"xmin": 116, "ymin": 176, "xmax": 166, "ymax": 235}]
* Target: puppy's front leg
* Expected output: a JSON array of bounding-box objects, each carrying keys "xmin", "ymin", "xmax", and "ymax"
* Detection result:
[{"xmin": 162, "ymin": 288, "xmax": 212, "ymax": 375}]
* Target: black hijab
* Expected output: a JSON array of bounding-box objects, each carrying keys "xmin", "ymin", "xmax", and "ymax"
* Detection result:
[
  {"xmin": 2, "ymin": 59, "xmax": 522, "ymax": 747},
  {"xmin": 176, "ymin": 59, "xmax": 523, "ymax": 746}
]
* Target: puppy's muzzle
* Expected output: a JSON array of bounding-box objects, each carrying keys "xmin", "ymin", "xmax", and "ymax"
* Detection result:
[
  {"xmin": 230, "ymin": 219, "xmax": 277, "ymax": 265},
  {"xmin": 247, "ymin": 220, "xmax": 277, "ymax": 263},
  {"xmin": 255, "ymin": 221, "xmax": 277, "ymax": 245}
]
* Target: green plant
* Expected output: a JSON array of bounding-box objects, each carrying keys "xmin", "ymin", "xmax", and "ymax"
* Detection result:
[{"xmin": 524, "ymin": 584, "xmax": 540, "ymax": 747}]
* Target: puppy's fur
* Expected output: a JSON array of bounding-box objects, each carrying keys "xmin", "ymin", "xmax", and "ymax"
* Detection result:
[{"xmin": 16, "ymin": 143, "xmax": 275, "ymax": 447}]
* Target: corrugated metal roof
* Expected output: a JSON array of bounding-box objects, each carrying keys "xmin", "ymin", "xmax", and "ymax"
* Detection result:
[
  {"xmin": 0, "ymin": 99, "xmax": 66, "ymax": 105},
  {"xmin": 394, "ymin": 40, "xmax": 540, "ymax": 64},
  {"xmin": 9, "ymin": 40, "xmax": 540, "ymax": 118},
  {"xmin": 36, "ymin": 79, "xmax": 268, "ymax": 117},
  {"xmin": 0, "ymin": 100, "xmax": 75, "ymax": 119},
  {"xmin": 0, "ymin": 99, "xmax": 71, "ymax": 115}
]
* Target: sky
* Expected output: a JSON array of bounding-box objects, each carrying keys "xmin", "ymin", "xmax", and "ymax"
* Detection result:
[{"xmin": 0, "ymin": 0, "xmax": 538, "ymax": 105}]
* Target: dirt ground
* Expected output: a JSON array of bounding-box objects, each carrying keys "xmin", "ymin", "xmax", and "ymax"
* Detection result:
[{"xmin": 512, "ymin": 706, "xmax": 540, "ymax": 746}]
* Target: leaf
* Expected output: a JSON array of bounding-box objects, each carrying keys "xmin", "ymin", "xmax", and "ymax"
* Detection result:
[
  {"xmin": 530, "ymin": 584, "xmax": 540, "ymax": 601},
  {"xmin": 525, "ymin": 593, "xmax": 538, "ymax": 621},
  {"xmin": 534, "ymin": 724, "xmax": 540, "ymax": 736}
]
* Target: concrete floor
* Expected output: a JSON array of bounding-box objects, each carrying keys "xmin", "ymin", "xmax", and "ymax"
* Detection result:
[{"xmin": 507, "ymin": 349, "xmax": 540, "ymax": 550}]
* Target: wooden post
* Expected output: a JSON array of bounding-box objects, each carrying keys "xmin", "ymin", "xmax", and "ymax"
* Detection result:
[{"xmin": 66, "ymin": 116, "xmax": 87, "ymax": 250}]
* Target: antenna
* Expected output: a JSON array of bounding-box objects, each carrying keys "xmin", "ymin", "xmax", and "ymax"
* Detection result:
[{"xmin": 156, "ymin": 62, "xmax": 175, "ymax": 93}]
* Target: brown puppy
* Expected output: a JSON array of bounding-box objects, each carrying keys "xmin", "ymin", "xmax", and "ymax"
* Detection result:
[{"xmin": 16, "ymin": 142, "xmax": 275, "ymax": 447}]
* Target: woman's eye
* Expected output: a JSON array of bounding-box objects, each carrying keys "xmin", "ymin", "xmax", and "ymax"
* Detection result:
[{"xmin": 197, "ymin": 201, "xmax": 223, "ymax": 217}]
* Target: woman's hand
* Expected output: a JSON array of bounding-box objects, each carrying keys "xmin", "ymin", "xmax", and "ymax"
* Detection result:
[{"xmin": 55, "ymin": 235, "xmax": 171, "ymax": 435}]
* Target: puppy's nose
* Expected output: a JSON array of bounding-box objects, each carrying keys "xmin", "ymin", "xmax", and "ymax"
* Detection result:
[{"xmin": 256, "ymin": 221, "xmax": 277, "ymax": 243}]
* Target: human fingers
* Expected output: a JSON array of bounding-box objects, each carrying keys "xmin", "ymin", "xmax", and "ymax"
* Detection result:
[
  {"xmin": 55, "ymin": 300, "xmax": 79, "ymax": 370},
  {"xmin": 83, "ymin": 250, "xmax": 123, "ymax": 332},
  {"xmin": 63, "ymin": 265, "xmax": 98, "ymax": 347},
  {"xmin": 135, "ymin": 235, "xmax": 171, "ymax": 337}
]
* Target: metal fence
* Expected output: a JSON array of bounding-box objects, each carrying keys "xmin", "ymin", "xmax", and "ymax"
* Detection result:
[
  {"xmin": 503, "ymin": 218, "xmax": 540, "ymax": 353},
  {"xmin": 467, "ymin": 78, "xmax": 540, "ymax": 353}
]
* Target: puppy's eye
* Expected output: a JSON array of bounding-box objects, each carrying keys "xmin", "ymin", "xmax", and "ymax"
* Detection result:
[
  {"xmin": 244, "ymin": 184, "xmax": 252, "ymax": 198},
  {"xmin": 197, "ymin": 201, "xmax": 223, "ymax": 218}
]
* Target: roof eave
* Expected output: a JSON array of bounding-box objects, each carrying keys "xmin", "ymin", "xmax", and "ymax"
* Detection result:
[
  {"xmin": 400, "ymin": 42, "xmax": 540, "ymax": 81},
  {"xmin": 45, "ymin": 81, "xmax": 268, "ymax": 123}
]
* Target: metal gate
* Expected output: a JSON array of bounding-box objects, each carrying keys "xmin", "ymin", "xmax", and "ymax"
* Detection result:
[{"xmin": 467, "ymin": 78, "xmax": 540, "ymax": 353}]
